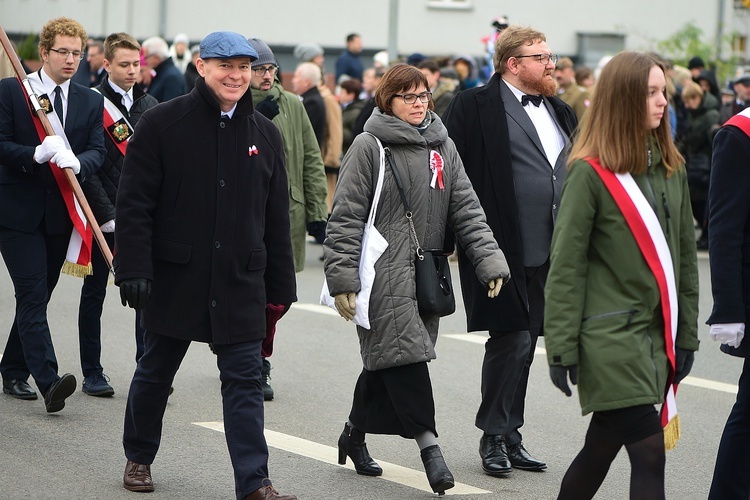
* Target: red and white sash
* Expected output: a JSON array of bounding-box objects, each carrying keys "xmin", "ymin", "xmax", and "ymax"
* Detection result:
[
  {"xmin": 92, "ymin": 88, "xmax": 132, "ymax": 157},
  {"xmin": 22, "ymin": 74, "xmax": 92, "ymax": 277},
  {"xmin": 588, "ymin": 158, "xmax": 680, "ymax": 449},
  {"xmin": 725, "ymin": 107, "xmax": 750, "ymax": 136}
]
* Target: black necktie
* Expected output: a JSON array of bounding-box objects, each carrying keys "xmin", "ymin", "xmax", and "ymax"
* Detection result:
[
  {"xmin": 521, "ymin": 94, "xmax": 543, "ymax": 107},
  {"xmin": 53, "ymin": 86, "xmax": 64, "ymax": 126}
]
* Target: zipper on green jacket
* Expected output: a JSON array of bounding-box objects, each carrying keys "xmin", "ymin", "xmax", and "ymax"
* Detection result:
[{"xmin": 582, "ymin": 309, "xmax": 639, "ymax": 329}]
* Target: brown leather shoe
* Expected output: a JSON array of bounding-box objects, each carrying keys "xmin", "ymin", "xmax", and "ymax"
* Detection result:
[
  {"xmin": 123, "ymin": 460, "xmax": 154, "ymax": 492},
  {"xmin": 244, "ymin": 479, "xmax": 297, "ymax": 500}
]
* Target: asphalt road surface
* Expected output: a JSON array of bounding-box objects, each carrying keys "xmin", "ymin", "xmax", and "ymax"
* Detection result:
[{"xmin": 0, "ymin": 242, "xmax": 739, "ymax": 499}]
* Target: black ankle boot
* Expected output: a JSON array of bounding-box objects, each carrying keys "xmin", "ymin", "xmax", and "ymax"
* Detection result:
[
  {"xmin": 420, "ymin": 444, "xmax": 454, "ymax": 495},
  {"xmin": 337, "ymin": 423, "xmax": 383, "ymax": 476}
]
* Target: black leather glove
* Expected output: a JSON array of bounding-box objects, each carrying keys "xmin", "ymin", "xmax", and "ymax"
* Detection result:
[
  {"xmin": 307, "ymin": 220, "xmax": 327, "ymax": 244},
  {"xmin": 550, "ymin": 365, "xmax": 578, "ymax": 397},
  {"xmin": 119, "ymin": 278, "xmax": 152, "ymax": 310},
  {"xmin": 254, "ymin": 95, "xmax": 280, "ymax": 120},
  {"xmin": 674, "ymin": 348, "xmax": 695, "ymax": 385}
]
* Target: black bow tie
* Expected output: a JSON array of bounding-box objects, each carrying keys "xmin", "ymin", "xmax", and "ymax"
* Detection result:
[{"xmin": 521, "ymin": 94, "xmax": 543, "ymax": 107}]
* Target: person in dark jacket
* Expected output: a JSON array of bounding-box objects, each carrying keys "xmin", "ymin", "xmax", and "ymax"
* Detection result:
[
  {"xmin": 335, "ymin": 33, "xmax": 364, "ymax": 83},
  {"xmin": 115, "ymin": 31, "xmax": 297, "ymax": 500},
  {"xmin": 76, "ymin": 32, "xmax": 159, "ymax": 398},
  {"xmin": 443, "ymin": 25, "xmax": 578, "ymax": 477},
  {"xmin": 681, "ymin": 81, "xmax": 720, "ymax": 249},
  {"xmin": 141, "ymin": 36, "xmax": 186, "ymax": 102},
  {"xmin": 292, "ymin": 62, "xmax": 327, "ymax": 149},
  {"xmin": 183, "ymin": 45, "xmax": 201, "ymax": 92},
  {"xmin": 707, "ymin": 107, "xmax": 750, "ymax": 500},
  {"xmin": 338, "ymin": 78, "xmax": 365, "ymax": 155}
]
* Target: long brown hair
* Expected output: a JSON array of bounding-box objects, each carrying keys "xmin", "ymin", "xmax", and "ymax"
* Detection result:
[{"xmin": 568, "ymin": 51, "xmax": 683, "ymax": 175}]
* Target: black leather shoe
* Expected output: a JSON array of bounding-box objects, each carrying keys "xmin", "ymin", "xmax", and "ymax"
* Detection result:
[
  {"xmin": 337, "ymin": 423, "xmax": 382, "ymax": 476},
  {"xmin": 479, "ymin": 434, "xmax": 512, "ymax": 476},
  {"xmin": 44, "ymin": 373, "xmax": 76, "ymax": 413},
  {"xmin": 420, "ymin": 444, "xmax": 455, "ymax": 495},
  {"xmin": 508, "ymin": 441, "xmax": 547, "ymax": 471},
  {"xmin": 2, "ymin": 379, "xmax": 38, "ymax": 400}
]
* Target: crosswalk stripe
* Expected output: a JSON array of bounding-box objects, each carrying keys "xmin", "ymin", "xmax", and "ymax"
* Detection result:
[{"xmin": 194, "ymin": 422, "xmax": 491, "ymax": 495}]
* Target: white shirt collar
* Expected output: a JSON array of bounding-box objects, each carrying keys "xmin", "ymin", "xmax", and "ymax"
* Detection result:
[
  {"xmin": 40, "ymin": 67, "xmax": 71, "ymax": 99},
  {"xmin": 107, "ymin": 79, "xmax": 134, "ymax": 102},
  {"xmin": 502, "ymin": 79, "xmax": 530, "ymax": 105},
  {"xmin": 222, "ymin": 104, "xmax": 238, "ymax": 119}
]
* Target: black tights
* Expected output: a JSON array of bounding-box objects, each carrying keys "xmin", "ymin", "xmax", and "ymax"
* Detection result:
[{"xmin": 557, "ymin": 426, "xmax": 665, "ymax": 500}]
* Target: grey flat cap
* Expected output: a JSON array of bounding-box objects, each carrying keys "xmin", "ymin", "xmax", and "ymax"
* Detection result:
[
  {"xmin": 734, "ymin": 74, "xmax": 750, "ymax": 86},
  {"xmin": 200, "ymin": 31, "xmax": 257, "ymax": 60}
]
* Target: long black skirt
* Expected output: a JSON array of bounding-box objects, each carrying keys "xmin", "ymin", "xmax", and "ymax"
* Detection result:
[{"xmin": 348, "ymin": 361, "xmax": 437, "ymax": 439}]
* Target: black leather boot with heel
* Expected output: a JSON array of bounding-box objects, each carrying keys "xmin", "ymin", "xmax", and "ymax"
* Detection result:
[
  {"xmin": 420, "ymin": 444, "xmax": 455, "ymax": 495},
  {"xmin": 337, "ymin": 423, "xmax": 383, "ymax": 476}
]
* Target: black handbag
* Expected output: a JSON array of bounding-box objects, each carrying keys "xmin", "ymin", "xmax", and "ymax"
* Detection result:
[{"xmin": 385, "ymin": 146, "xmax": 456, "ymax": 317}]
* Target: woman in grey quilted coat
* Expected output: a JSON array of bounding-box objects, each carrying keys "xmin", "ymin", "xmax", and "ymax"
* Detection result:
[{"xmin": 323, "ymin": 64, "xmax": 509, "ymax": 494}]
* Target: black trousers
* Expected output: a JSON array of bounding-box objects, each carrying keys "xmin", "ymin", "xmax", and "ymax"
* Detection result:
[
  {"xmin": 0, "ymin": 224, "xmax": 68, "ymax": 394},
  {"xmin": 475, "ymin": 260, "xmax": 548, "ymax": 446},
  {"xmin": 709, "ymin": 356, "xmax": 750, "ymax": 499},
  {"xmin": 77, "ymin": 231, "xmax": 114, "ymax": 377},
  {"xmin": 123, "ymin": 332, "xmax": 268, "ymax": 500}
]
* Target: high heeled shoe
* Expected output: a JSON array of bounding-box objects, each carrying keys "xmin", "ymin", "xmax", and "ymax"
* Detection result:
[
  {"xmin": 420, "ymin": 444, "xmax": 454, "ymax": 495},
  {"xmin": 337, "ymin": 423, "xmax": 383, "ymax": 476}
]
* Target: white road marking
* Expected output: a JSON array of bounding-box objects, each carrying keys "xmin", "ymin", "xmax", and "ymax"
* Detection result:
[
  {"xmin": 194, "ymin": 422, "xmax": 490, "ymax": 496},
  {"xmin": 442, "ymin": 333, "xmax": 739, "ymax": 394}
]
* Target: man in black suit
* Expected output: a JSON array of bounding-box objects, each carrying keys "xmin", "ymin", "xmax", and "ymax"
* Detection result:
[
  {"xmin": 707, "ymin": 108, "xmax": 750, "ymax": 500},
  {"xmin": 0, "ymin": 16, "xmax": 105, "ymax": 412},
  {"xmin": 115, "ymin": 31, "xmax": 297, "ymax": 499},
  {"xmin": 443, "ymin": 25, "xmax": 577, "ymax": 476}
]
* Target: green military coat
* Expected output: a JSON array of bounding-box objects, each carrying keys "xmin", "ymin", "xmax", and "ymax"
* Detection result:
[{"xmin": 544, "ymin": 144, "xmax": 699, "ymax": 414}]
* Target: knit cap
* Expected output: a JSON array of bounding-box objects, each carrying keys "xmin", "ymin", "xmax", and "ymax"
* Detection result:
[
  {"xmin": 293, "ymin": 42, "xmax": 324, "ymax": 62},
  {"xmin": 247, "ymin": 38, "xmax": 277, "ymax": 67}
]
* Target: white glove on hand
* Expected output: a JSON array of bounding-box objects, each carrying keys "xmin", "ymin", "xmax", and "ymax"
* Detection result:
[
  {"xmin": 100, "ymin": 220, "xmax": 115, "ymax": 233},
  {"xmin": 710, "ymin": 322, "xmax": 745, "ymax": 348},
  {"xmin": 334, "ymin": 292, "xmax": 356, "ymax": 321},
  {"xmin": 33, "ymin": 135, "xmax": 66, "ymax": 164},
  {"xmin": 50, "ymin": 150, "xmax": 81, "ymax": 175}
]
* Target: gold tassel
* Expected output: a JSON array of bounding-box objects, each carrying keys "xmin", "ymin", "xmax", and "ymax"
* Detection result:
[
  {"xmin": 62, "ymin": 261, "xmax": 93, "ymax": 278},
  {"xmin": 663, "ymin": 414, "xmax": 681, "ymax": 451}
]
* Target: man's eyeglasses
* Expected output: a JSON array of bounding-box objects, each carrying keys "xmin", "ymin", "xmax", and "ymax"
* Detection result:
[
  {"xmin": 393, "ymin": 92, "xmax": 432, "ymax": 104},
  {"xmin": 253, "ymin": 65, "xmax": 278, "ymax": 77},
  {"xmin": 514, "ymin": 53, "xmax": 558, "ymax": 66},
  {"xmin": 49, "ymin": 48, "xmax": 85, "ymax": 60}
]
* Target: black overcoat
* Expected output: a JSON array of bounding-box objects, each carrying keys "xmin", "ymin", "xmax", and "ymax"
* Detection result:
[
  {"xmin": 443, "ymin": 73, "xmax": 577, "ymax": 333},
  {"xmin": 114, "ymin": 77, "xmax": 297, "ymax": 344}
]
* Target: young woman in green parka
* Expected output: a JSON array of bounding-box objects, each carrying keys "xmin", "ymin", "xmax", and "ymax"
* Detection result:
[{"xmin": 543, "ymin": 52, "xmax": 699, "ymax": 500}]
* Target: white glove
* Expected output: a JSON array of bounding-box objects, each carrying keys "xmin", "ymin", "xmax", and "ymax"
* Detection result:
[
  {"xmin": 50, "ymin": 150, "xmax": 81, "ymax": 175},
  {"xmin": 33, "ymin": 135, "xmax": 66, "ymax": 164},
  {"xmin": 100, "ymin": 220, "xmax": 115, "ymax": 233},
  {"xmin": 710, "ymin": 322, "xmax": 745, "ymax": 348}
]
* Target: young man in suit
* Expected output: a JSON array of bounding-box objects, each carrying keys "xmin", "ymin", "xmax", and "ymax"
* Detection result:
[
  {"xmin": 443, "ymin": 25, "xmax": 577, "ymax": 476},
  {"xmin": 0, "ymin": 16, "xmax": 105, "ymax": 413},
  {"xmin": 76, "ymin": 32, "xmax": 159, "ymax": 397}
]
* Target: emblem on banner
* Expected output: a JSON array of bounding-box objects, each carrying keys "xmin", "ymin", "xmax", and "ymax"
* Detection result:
[
  {"xmin": 108, "ymin": 120, "xmax": 131, "ymax": 143},
  {"xmin": 38, "ymin": 94, "xmax": 52, "ymax": 114}
]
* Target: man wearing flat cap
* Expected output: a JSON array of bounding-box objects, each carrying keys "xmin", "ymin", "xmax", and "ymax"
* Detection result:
[
  {"xmin": 115, "ymin": 30, "xmax": 297, "ymax": 500},
  {"xmin": 720, "ymin": 74, "xmax": 750, "ymax": 125}
]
